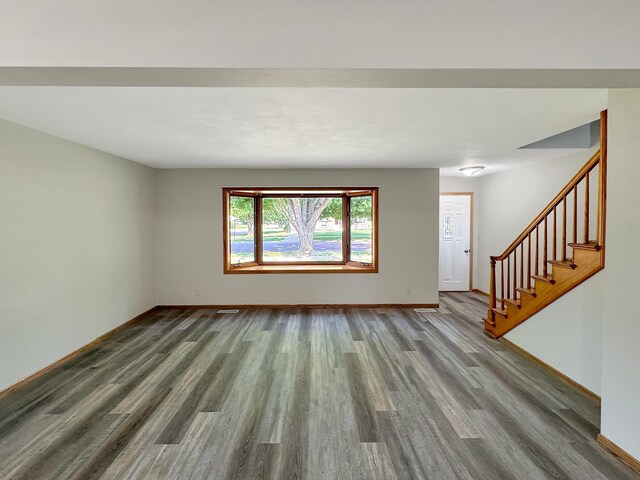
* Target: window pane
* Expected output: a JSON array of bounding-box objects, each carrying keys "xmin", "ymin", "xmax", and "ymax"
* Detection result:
[
  {"xmin": 229, "ymin": 196, "xmax": 255, "ymax": 264},
  {"xmin": 443, "ymin": 214, "xmax": 454, "ymax": 239},
  {"xmin": 262, "ymin": 197, "xmax": 343, "ymax": 262},
  {"xmin": 349, "ymin": 195, "xmax": 373, "ymax": 264}
]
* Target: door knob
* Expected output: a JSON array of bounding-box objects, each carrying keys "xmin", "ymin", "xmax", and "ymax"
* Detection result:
[{"xmin": 464, "ymin": 249, "xmax": 471, "ymax": 254}]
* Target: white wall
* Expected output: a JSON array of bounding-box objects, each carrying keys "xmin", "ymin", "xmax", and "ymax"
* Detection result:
[
  {"xmin": 600, "ymin": 89, "xmax": 640, "ymax": 460},
  {"xmin": 463, "ymin": 148, "xmax": 605, "ymax": 395},
  {"xmin": 156, "ymin": 169, "xmax": 439, "ymax": 306},
  {"xmin": 0, "ymin": 118, "xmax": 157, "ymax": 391},
  {"xmin": 439, "ymin": 176, "xmax": 480, "ymax": 289},
  {"xmin": 504, "ymin": 275, "xmax": 603, "ymax": 395}
]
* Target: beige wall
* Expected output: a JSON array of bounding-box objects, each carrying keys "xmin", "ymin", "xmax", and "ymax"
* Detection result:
[
  {"xmin": 0, "ymin": 119, "xmax": 157, "ymax": 391},
  {"xmin": 600, "ymin": 89, "xmax": 640, "ymax": 460},
  {"xmin": 504, "ymin": 275, "xmax": 603, "ymax": 395},
  {"xmin": 156, "ymin": 168, "xmax": 439, "ymax": 306}
]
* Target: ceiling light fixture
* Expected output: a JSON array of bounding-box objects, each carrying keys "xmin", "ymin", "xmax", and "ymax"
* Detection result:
[{"xmin": 460, "ymin": 166, "xmax": 485, "ymax": 176}]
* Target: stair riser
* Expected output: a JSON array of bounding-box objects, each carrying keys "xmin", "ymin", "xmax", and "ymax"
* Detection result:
[
  {"xmin": 518, "ymin": 295, "xmax": 533, "ymax": 309},
  {"xmin": 572, "ymin": 247, "xmax": 601, "ymax": 265},
  {"xmin": 492, "ymin": 310, "xmax": 508, "ymax": 325},
  {"xmin": 506, "ymin": 304, "xmax": 518, "ymax": 317},
  {"xmin": 504, "ymin": 295, "xmax": 533, "ymax": 315},
  {"xmin": 531, "ymin": 281, "xmax": 553, "ymax": 296},
  {"xmin": 550, "ymin": 266, "xmax": 575, "ymax": 283}
]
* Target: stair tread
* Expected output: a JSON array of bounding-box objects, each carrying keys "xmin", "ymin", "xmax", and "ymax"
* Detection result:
[
  {"xmin": 483, "ymin": 317, "xmax": 496, "ymax": 327},
  {"xmin": 568, "ymin": 242, "xmax": 602, "ymax": 251},
  {"xmin": 531, "ymin": 274, "xmax": 556, "ymax": 284},
  {"xmin": 516, "ymin": 287, "xmax": 537, "ymax": 297},
  {"xmin": 491, "ymin": 307, "xmax": 508, "ymax": 317},
  {"xmin": 504, "ymin": 298, "xmax": 521, "ymax": 308},
  {"xmin": 547, "ymin": 259, "xmax": 577, "ymax": 269}
]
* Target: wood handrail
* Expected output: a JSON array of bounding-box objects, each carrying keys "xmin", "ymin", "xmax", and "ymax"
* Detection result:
[{"xmin": 492, "ymin": 150, "xmax": 601, "ymax": 261}]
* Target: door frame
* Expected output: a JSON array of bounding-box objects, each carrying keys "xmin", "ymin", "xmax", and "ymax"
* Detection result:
[{"xmin": 439, "ymin": 192, "xmax": 474, "ymax": 291}]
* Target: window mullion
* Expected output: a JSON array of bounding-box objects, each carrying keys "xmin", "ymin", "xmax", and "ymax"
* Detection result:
[
  {"xmin": 255, "ymin": 195, "xmax": 262, "ymax": 265},
  {"xmin": 344, "ymin": 194, "xmax": 350, "ymax": 264}
]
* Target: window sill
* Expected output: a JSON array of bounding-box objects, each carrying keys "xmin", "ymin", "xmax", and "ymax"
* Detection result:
[{"xmin": 225, "ymin": 264, "xmax": 377, "ymax": 274}]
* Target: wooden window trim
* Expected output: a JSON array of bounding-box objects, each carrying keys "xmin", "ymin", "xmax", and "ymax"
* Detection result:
[{"xmin": 223, "ymin": 187, "xmax": 378, "ymax": 274}]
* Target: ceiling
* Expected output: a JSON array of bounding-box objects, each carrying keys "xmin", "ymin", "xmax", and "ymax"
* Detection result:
[
  {"xmin": 1, "ymin": 1, "xmax": 639, "ymax": 69},
  {"xmin": 0, "ymin": 2, "xmax": 624, "ymax": 175},
  {"xmin": 0, "ymin": 87, "xmax": 606, "ymax": 174}
]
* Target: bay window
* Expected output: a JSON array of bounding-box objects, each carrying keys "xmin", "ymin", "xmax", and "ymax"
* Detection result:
[{"xmin": 223, "ymin": 187, "xmax": 378, "ymax": 273}]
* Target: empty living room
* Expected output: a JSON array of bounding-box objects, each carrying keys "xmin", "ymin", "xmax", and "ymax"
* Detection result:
[{"xmin": 2, "ymin": 2, "xmax": 640, "ymax": 479}]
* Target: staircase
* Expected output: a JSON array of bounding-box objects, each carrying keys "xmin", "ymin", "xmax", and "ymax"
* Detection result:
[{"xmin": 484, "ymin": 110, "xmax": 608, "ymax": 338}]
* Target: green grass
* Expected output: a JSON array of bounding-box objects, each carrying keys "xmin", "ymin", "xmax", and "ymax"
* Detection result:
[
  {"xmin": 312, "ymin": 230, "xmax": 371, "ymax": 241},
  {"xmin": 233, "ymin": 251, "xmax": 372, "ymax": 263},
  {"xmin": 230, "ymin": 228, "xmax": 371, "ymax": 243},
  {"xmin": 262, "ymin": 231, "xmax": 287, "ymax": 242},
  {"xmin": 263, "ymin": 251, "xmax": 342, "ymax": 260}
]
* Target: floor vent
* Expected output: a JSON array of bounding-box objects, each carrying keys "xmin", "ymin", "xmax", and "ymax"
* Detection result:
[
  {"xmin": 217, "ymin": 309, "xmax": 240, "ymax": 314},
  {"xmin": 414, "ymin": 308, "xmax": 437, "ymax": 313}
]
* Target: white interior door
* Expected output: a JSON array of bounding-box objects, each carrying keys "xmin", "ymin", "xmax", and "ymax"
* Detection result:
[{"xmin": 439, "ymin": 194, "xmax": 471, "ymax": 291}]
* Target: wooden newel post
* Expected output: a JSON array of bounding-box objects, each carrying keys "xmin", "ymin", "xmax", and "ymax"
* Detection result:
[
  {"xmin": 597, "ymin": 109, "xmax": 607, "ymax": 248},
  {"xmin": 489, "ymin": 257, "xmax": 497, "ymax": 310}
]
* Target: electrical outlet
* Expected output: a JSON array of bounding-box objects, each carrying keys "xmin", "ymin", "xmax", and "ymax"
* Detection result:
[
  {"xmin": 406, "ymin": 288, "xmax": 411, "ymax": 296},
  {"xmin": 195, "ymin": 289, "xmax": 201, "ymax": 297}
]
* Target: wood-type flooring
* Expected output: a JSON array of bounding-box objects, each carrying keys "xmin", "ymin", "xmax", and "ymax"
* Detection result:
[{"xmin": 1, "ymin": 292, "xmax": 637, "ymax": 479}]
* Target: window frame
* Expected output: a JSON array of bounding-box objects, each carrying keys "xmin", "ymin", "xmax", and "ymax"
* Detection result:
[{"xmin": 223, "ymin": 187, "xmax": 378, "ymax": 274}]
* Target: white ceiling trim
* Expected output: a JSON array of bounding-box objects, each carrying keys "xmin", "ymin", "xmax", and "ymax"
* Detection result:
[
  {"xmin": 0, "ymin": 68, "xmax": 639, "ymax": 88},
  {"xmin": 2, "ymin": 1, "xmax": 640, "ymax": 69}
]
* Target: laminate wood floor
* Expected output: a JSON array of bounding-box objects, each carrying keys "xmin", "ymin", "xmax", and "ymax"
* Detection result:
[{"xmin": 1, "ymin": 293, "xmax": 637, "ymax": 479}]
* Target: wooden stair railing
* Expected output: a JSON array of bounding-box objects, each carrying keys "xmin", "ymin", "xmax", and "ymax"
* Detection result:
[{"xmin": 485, "ymin": 110, "xmax": 607, "ymax": 338}]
